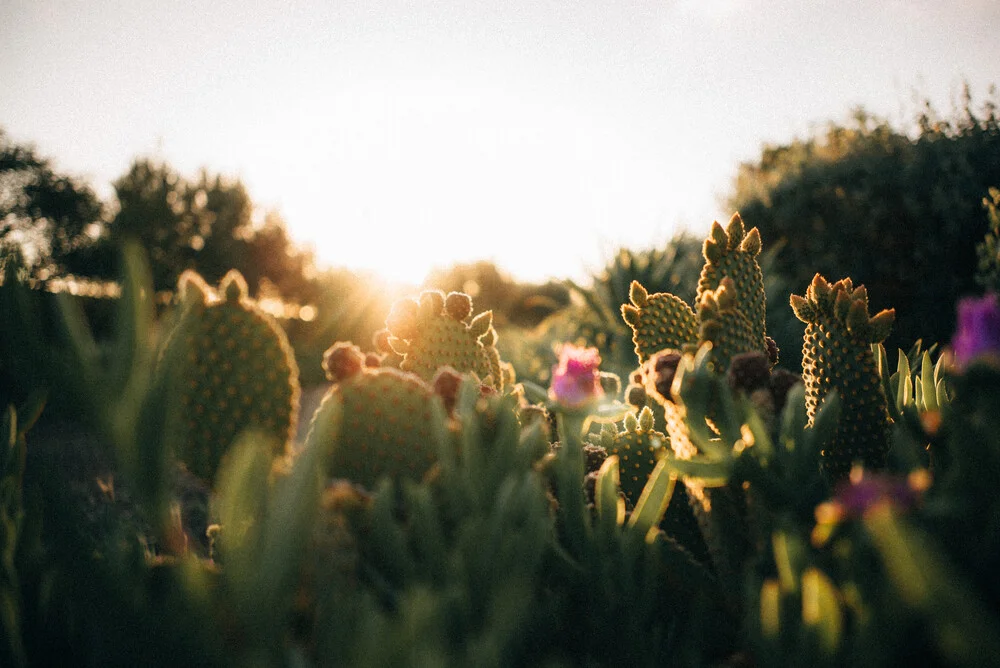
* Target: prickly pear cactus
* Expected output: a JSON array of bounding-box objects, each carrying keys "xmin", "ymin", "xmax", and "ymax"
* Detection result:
[
  {"xmin": 621, "ymin": 280, "xmax": 699, "ymax": 364},
  {"xmin": 621, "ymin": 214, "xmax": 770, "ymax": 373},
  {"xmin": 305, "ymin": 341, "xmax": 448, "ymax": 490},
  {"xmin": 383, "ymin": 290, "xmax": 508, "ymax": 391},
  {"xmin": 165, "ymin": 269, "xmax": 299, "ymax": 482},
  {"xmin": 696, "ymin": 213, "xmax": 766, "ymax": 347},
  {"xmin": 697, "ymin": 277, "xmax": 765, "ymax": 370},
  {"xmin": 790, "ymin": 274, "xmax": 895, "ymax": 481},
  {"xmin": 588, "ymin": 406, "xmax": 666, "ymax": 505}
]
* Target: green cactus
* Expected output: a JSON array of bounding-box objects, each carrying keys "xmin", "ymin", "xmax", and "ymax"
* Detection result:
[
  {"xmin": 790, "ymin": 274, "xmax": 895, "ymax": 481},
  {"xmin": 621, "ymin": 280, "xmax": 699, "ymax": 364},
  {"xmin": 163, "ymin": 269, "xmax": 300, "ymax": 483},
  {"xmin": 697, "ymin": 213, "xmax": 767, "ymax": 347},
  {"xmin": 697, "ymin": 277, "xmax": 766, "ymax": 370},
  {"xmin": 588, "ymin": 407, "xmax": 666, "ymax": 505},
  {"xmin": 383, "ymin": 290, "xmax": 509, "ymax": 391},
  {"xmin": 305, "ymin": 341, "xmax": 449, "ymax": 490}
]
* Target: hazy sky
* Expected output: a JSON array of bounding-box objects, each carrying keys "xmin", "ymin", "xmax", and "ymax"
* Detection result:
[{"xmin": 2, "ymin": 0, "xmax": 999, "ymax": 283}]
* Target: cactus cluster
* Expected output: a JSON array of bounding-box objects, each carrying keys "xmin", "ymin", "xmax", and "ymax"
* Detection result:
[
  {"xmin": 162, "ymin": 269, "xmax": 300, "ymax": 483},
  {"xmin": 622, "ymin": 213, "xmax": 770, "ymax": 372},
  {"xmin": 790, "ymin": 274, "xmax": 895, "ymax": 480}
]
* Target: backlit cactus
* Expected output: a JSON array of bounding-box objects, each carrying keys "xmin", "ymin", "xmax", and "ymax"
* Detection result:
[
  {"xmin": 697, "ymin": 277, "xmax": 765, "ymax": 370},
  {"xmin": 304, "ymin": 341, "xmax": 449, "ymax": 490},
  {"xmin": 383, "ymin": 290, "xmax": 509, "ymax": 391},
  {"xmin": 588, "ymin": 406, "xmax": 665, "ymax": 505},
  {"xmin": 164, "ymin": 269, "xmax": 299, "ymax": 482},
  {"xmin": 790, "ymin": 274, "xmax": 895, "ymax": 481},
  {"xmin": 621, "ymin": 280, "xmax": 699, "ymax": 364},
  {"xmin": 622, "ymin": 214, "xmax": 770, "ymax": 374},
  {"xmin": 697, "ymin": 213, "xmax": 766, "ymax": 347}
]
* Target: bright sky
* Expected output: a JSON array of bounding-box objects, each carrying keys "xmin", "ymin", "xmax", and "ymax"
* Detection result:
[{"xmin": 2, "ymin": 0, "xmax": 999, "ymax": 284}]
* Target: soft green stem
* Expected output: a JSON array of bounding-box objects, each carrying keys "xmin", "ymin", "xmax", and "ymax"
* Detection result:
[{"xmin": 554, "ymin": 410, "xmax": 591, "ymax": 557}]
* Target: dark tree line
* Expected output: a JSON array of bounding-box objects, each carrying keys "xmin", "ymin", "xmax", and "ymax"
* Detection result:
[
  {"xmin": 1, "ymin": 131, "xmax": 315, "ymax": 303},
  {"xmin": 728, "ymin": 87, "xmax": 1000, "ymax": 363}
]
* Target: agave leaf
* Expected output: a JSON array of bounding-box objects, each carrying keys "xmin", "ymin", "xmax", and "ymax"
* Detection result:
[
  {"xmin": 801, "ymin": 567, "xmax": 843, "ymax": 654},
  {"xmin": 595, "ymin": 456, "xmax": 625, "ymax": 533},
  {"xmin": 627, "ymin": 458, "xmax": 675, "ymax": 539},
  {"xmin": 920, "ymin": 352, "xmax": 937, "ymax": 412}
]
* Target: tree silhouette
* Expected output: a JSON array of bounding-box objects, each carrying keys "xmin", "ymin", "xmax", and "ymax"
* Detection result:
[
  {"xmin": 0, "ymin": 129, "xmax": 104, "ymax": 276},
  {"xmin": 728, "ymin": 88, "xmax": 1000, "ymax": 359}
]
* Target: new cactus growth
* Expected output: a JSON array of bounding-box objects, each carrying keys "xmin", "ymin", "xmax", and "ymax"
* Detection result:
[
  {"xmin": 383, "ymin": 290, "xmax": 508, "ymax": 391},
  {"xmin": 588, "ymin": 407, "xmax": 665, "ymax": 505},
  {"xmin": 164, "ymin": 269, "xmax": 300, "ymax": 483},
  {"xmin": 305, "ymin": 341, "xmax": 449, "ymax": 490},
  {"xmin": 697, "ymin": 213, "xmax": 766, "ymax": 347},
  {"xmin": 790, "ymin": 274, "xmax": 895, "ymax": 481},
  {"xmin": 697, "ymin": 277, "xmax": 765, "ymax": 370},
  {"xmin": 621, "ymin": 214, "xmax": 770, "ymax": 375},
  {"xmin": 621, "ymin": 280, "xmax": 699, "ymax": 364}
]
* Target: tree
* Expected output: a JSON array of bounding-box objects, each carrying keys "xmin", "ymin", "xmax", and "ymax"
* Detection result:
[
  {"xmin": 728, "ymin": 88, "xmax": 1000, "ymax": 363},
  {"xmin": 0, "ymin": 129, "xmax": 104, "ymax": 276}
]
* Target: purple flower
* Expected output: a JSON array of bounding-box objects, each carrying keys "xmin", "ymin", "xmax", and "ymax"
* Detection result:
[
  {"xmin": 816, "ymin": 469, "xmax": 930, "ymax": 525},
  {"xmin": 951, "ymin": 293, "xmax": 1000, "ymax": 369},
  {"xmin": 549, "ymin": 344, "xmax": 605, "ymax": 409}
]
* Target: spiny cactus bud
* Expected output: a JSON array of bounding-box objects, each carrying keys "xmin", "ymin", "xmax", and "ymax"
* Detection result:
[
  {"xmin": 727, "ymin": 351, "xmax": 771, "ymax": 394},
  {"xmin": 445, "ymin": 291, "xmax": 473, "ymax": 321},
  {"xmin": 431, "ymin": 366, "xmax": 464, "ymax": 414},
  {"xmin": 643, "ymin": 350, "xmax": 684, "ymax": 404},
  {"xmin": 322, "ymin": 342, "xmax": 366, "ymax": 382}
]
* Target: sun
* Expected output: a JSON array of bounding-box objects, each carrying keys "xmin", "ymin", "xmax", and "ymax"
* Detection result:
[{"xmin": 235, "ymin": 74, "xmax": 687, "ymax": 287}]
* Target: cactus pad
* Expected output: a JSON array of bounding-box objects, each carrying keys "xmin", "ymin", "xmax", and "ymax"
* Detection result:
[
  {"xmin": 621, "ymin": 280, "xmax": 699, "ymax": 363},
  {"xmin": 696, "ymin": 214, "xmax": 767, "ymax": 348},
  {"xmin": 589, "ymin": 406, "xmax": 666, "ymax": 505},
  {"xmin": 384, "ymin": 290, "xmax": 507, "ymax": 391},
  {"xmin": 697, "ymin": 277, "xmax": 766, "ymax": 370},
  {"xmin": 790, "ymin": 274, "xmax": 895, "ymax": 480},
  {"xmin": 166, "ymin": 270, "xmax": 300, "ymax": 483},
  {"xmin": 305, "ymin": 342, "xmax": 448, "ymax": 490}
]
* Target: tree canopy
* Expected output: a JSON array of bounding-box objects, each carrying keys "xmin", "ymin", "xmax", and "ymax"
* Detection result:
[{"xmin": 728, "ymin": 88, "xmax": 1000, "ymax": 359}]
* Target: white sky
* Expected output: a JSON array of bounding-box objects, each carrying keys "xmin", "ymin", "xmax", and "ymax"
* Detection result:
[{"xmin": 2, "ymin": 0, "xmax": 999, "ymax": 284}]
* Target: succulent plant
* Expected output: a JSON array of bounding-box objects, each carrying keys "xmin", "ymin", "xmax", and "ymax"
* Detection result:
[
  {"xmin": 380, "ymin": 290, "xmax": 510, "ymax": 391},
  {"xmin": 790, "ymin": 274, "xmax": 895, "ymax": 481},
  {"xmin": 304, "ymin": 341, "xmax": 449, "ymax": 490},
  {"xmin": 587, "ymin": 407, "xmax": 665, "ymax": 505},
  {"xmin": 162, "ymin": 269, "xmax": 300, "ymax": 483}
]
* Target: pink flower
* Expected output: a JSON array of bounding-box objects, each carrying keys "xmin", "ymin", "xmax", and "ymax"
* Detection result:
[
  {"xmin": 549, "ymin": 344, "xmax": 605, "ymax": 409},
  {"xmin": 950, "ymin": 293, "xmax": 1000, "ymax": 369}
]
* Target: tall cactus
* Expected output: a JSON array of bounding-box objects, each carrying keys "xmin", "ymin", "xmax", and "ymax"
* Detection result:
[
  {"xmin": 790, "ymin": 274, "xmax": 895, "ymax": 481},
  {"xmin": 162, "ymin": 269, "xmax": 300, "ymax": 483}
]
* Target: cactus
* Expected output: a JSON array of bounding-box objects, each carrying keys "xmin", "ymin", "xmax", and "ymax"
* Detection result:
[
  {"xmin": 588, "ymin": 407, "xmax": 665, "ymax": 505},
  {"xmin": 697, "ymin": 213, "xmax": 766, "ymax": 347},
  {"xmin": 163, "ymin": 269, "xmax": 300, "ymax": 483},
  {"xmin": 304, "ymin": 341, "xmax": 449, "ymax": 490},
  {"xmin": 790, "ymin": 274, "xmax": 895, "ymax": 481},
  {"xmin": 697, "ymin": 277, "xmax": 766, "ymax": 370},
  {"xmin": 621, "ymin": 214, "xmax": 770, "ymax": 375},
  {"xmin": 383, "ymin": 290, "xmax": 509, "ymax": 391},
  {"xmin": 621, "ymin": 280, "xmax": 699, "ymax": 364}
]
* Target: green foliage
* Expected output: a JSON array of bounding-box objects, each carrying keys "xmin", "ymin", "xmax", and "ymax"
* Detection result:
[
  {"xmin": 728, "ymin": 93, "xmax": 1000, "ymax": 359},
  {"xmin": 976, "ymin": 186, "xmax": 1000, "ymax": 293}
]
